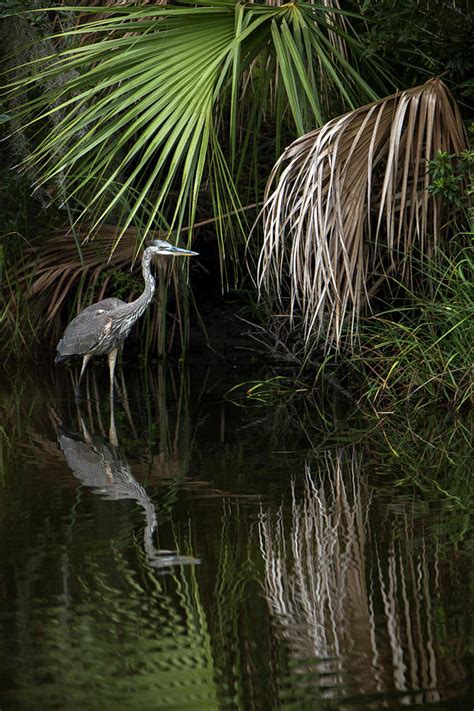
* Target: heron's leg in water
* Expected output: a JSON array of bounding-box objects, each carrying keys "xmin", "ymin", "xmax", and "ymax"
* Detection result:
[
  {"xmin": 108, "ymin": 347, "xmax": 119, "ymax": 400},
  {"xmin": 75, "ymin": 354, "xmax": 92, "ymax": 399},
  {"xmin": 108, "ymin": 400, "xmax": 118, "ymax": 447}
]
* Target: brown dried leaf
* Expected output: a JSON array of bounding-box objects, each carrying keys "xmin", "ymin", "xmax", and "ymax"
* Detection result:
[{"xmin": 258, "ymin": 79, "xmax": 467, "ymax": 348}]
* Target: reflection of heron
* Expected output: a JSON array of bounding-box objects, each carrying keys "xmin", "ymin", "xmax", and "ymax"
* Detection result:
[
  {"xmin": 57, "ymin": 406, "xmax": 198, "ymax": 570},
  {"xmin": 55, "ymin": 240, "xmax": 198, "ymax": 398}
]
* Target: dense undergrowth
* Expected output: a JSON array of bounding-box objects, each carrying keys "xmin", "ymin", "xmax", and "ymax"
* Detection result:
[
  {"xmin": 230, "ymin": 247, "xmax": 473, "ymax": 414},
  {"xmin": 353, "ymin": 244, "xmax": 473, "ymax": 412}
]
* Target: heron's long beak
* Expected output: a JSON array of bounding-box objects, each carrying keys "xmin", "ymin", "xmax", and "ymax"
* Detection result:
[
  {"xmin": 170, "ymin": 245, "xmax": 199, "ymax": 256},
  {"xmin": 149, "ymin": 240, "xmax": 199, "ymax": 256}
]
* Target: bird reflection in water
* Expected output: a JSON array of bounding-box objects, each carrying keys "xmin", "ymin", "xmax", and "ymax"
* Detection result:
[{"xmin": 57, "ymin": 402, "xmax": 198, "ymax": 571}]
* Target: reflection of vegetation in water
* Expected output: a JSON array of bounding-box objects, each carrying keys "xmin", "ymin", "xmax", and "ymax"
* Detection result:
[
  {"xmin": 259, "ymin": 452, "xmax": 370, "ymax": 704},
  {"xmin": 231, "ymin": 387, "xmax": 472, "ymax": 544},
  {"xmin": 9, "ymin": 545, "xmax": 220, "ymax": 710},
  {"xmin": 259, "ymin": 449, "xmax": 471, "ymax": 707},
  {"xmin": 0, "ymin": 363, "xmax": 195, "ymax": 473},
  {"xmin": 0, "ymin": 365, "xmax": 221, "ymax": 708},
  {"xmin": 210, "ymin": 502, "xmax": 266, "ymax": 710},
  {"xmin": 372, "ymin": 415, "xmax": 473, "ymax": 550},
  {"xmin": 0, "ymin": 362, "xmax": 472, "ymax": 708},
  {"xmin": 1, "ymin": 361, "xmax": 470, "ymax": 521}
]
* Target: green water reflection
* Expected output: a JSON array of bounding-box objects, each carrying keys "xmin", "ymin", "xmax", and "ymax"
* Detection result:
[{"xmin": 0, "ymin": 362, "xmax": 471, "ymax": 709}]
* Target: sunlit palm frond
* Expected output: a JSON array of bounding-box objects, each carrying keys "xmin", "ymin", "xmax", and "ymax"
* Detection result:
[{"xmin": 258, "ymin": 79, "xmax": 468, "ymax": 348}]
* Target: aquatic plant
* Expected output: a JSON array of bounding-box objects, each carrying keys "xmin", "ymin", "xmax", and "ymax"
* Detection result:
[{"xmin": 352, "ymin": 243, "xmax": 474, "ymax": 411}]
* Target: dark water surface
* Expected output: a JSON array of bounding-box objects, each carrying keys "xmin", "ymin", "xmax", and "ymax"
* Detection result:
[{"xmin": 0, "ymin": 361, "xmax": 472, "ymax": 710}]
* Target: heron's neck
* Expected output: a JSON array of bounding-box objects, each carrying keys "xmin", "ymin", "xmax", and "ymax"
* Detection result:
[{"xmin": 129, "ymin": 250, "xmax": 156, "ymax": 320}]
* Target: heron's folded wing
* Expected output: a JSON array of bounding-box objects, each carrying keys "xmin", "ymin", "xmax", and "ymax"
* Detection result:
[{"xmin": 57, "ymin": 305, "xmax": 114, "ymax": 357}]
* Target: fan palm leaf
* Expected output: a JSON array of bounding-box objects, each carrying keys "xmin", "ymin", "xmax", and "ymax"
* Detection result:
[
  {"xmin": 4, "ymin": 0, "xmax": 389, "ymax": 264},
  {"xmin": 258, "ymin": 79, "xmax": 468, "ymax": 348}
]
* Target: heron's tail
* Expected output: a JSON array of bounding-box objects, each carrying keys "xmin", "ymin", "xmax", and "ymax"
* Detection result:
[{"xmin": 55, "ymin": 352, "xmax": 67, "ymax": 364}]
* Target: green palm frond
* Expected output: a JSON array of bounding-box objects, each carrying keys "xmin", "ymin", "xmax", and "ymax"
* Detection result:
[
  {"xmin": 5, "ymin": 1, "xmax": 389, "ymax": 265},
  {"xmin": 258, "ymin": 79, "xmax": 468, "ymax": 349}
]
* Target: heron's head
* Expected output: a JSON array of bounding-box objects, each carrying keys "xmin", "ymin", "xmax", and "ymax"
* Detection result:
[{"xmin": 147, "ymin": 240, "xmax": 198, "ymax": 257}]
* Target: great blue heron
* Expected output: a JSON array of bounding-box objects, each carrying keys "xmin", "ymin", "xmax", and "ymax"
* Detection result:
[{"xmin": 55, "ymin": 240, "xmax": 198, "ymax": 397}]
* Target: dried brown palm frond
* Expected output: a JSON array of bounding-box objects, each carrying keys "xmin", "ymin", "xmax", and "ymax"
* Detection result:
[
  {"xmin": 258, "ymin": 79, "xmax": 468, "ymax": 349},
  {"xmin": 14, "ymin": 224, "xmax": 191, "ymax": 353}
]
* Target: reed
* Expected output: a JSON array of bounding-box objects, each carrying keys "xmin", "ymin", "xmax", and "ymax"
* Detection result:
[{"xmin": 351, "ymin": 242, "xmax": 473, "ymax": 411}]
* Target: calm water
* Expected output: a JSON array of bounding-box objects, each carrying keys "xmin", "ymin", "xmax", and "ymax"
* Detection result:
[{"xmin": 0, "ymin": 361, "xmax": 472, "ymax": 710}]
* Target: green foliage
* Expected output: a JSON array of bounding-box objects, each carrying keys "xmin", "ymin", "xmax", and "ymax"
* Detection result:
[
  {"xmin": 1, "ymin": 0, "xmax": 472, "ymax": 401},
  {"xmin": 4, "ymin": 1, "xmax": 390, "ymax": 268},
  {"xmin": 242, "ymin": 236, "xmax": 473, "ymax": 412},
  {"xmin": 358, "ymin": 0, "xmax": 474, "ymax": 94},
  {"xmin": 352, "ymin": 243, "xmax": 474, "ymax": 411},
  {"xmin": 348, "ymin": 144, "xmax": 473, "ymax": 411},
  {"xmin": 379, "ymin": 416, "xmax": 472, "ymax": 528},
  {"xmin": 428, "ymin": 146, "xmax": 474, "ymax": 210}
]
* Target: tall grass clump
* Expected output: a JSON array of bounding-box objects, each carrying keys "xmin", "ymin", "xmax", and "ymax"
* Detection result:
[
  {"xmin": 352, "ymin": 242, "xmax": 473, "ymax": 412},
  {"xmin": 351, "ymin": 144, "xmax": 473, "ymax": 411}
]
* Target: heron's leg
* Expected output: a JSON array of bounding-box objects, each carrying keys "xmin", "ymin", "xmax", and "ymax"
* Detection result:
[
  {"xmin": 108, "ymin": 400, "xmax": 118, "ymax": 447},
  {"xmin": 75, "ymin": 354, "xmax": 92, "ymax": 399},
  {"xmin": 78, "ymin": 409, "xmax": 93, "ymax": 445},
  {"xmin": 108, "ymin": 347, "xmax": 119, "ymax": 401}
]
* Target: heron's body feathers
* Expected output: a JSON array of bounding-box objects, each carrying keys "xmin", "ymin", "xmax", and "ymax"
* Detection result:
[{"xmin": 56, "ymin": 298, "xmax": 126, "ymax": 361}]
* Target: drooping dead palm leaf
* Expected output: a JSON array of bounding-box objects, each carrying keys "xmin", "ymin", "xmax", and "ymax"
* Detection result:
[{"xmin": 257, "ymin": 79, "xmax": 468, "ymax": 349}]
